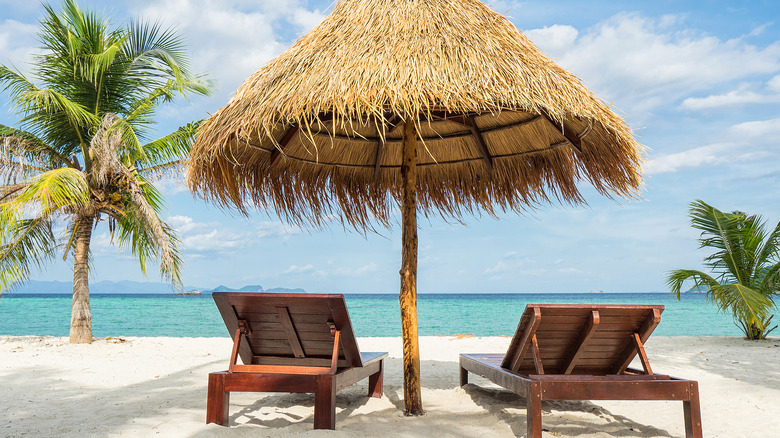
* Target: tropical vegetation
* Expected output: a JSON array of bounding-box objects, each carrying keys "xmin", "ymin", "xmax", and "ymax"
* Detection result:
[
  {"xmin": 0, "ymin": 0, "xmax": 210, "ymax": 342},
  {"xmin": 668, "ymin": 200, "xmax": 779, "ymax": 339}
]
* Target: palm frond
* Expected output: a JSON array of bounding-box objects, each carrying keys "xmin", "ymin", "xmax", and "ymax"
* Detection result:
[
  {"xmin": 11, "ymin": 167, "xmax": 89, "ymax": 216},
  {"xmin": 756, "ymin": 220, "xmax": 780, "ymax": 280},
  {"xmin": 674, "ymin": 199, "xmax": 780, "ymax": 339},
  {"xmin": 666, "ymin": 269, "xmax": 719, "ymax": 299},
  {"xmin": 757, "ymin": 261, "xmax": 780, "ymax": 296},
  {"xmin": 0, "ymin": 66, "xmax": 98, "ymax": 129},
  {"xmin": 0, "ymin": 215, "xmax": 57, "ymax": 292},
  {"xmin": 0, "ymin": 124, "xmax": 74, "ymax": 170},
  {"xmin": 134, "ymin": 121, "xmax": 199, "ymax": 169},
  {"xmin": 0, "ymin": 0, "xmax": 207, "ymax": 301},
  {"xmin": 85, "ymin": 34, "xmax": 128, "ymax": 85},
  {"xmin": 0, "ymin": 184, "xmax": 31, "ymax": 203},
  {"xmin": 113, "ymin": 205, "xmax": 183, "ymax": 287},
  {"xmin": 138, "ymin": 160, "xmax": 187, "ymax": 182},
  {"xmin": 710, "ymin": 283, "xmax": 774, "ymax": 328},
  {"xmin": 689, "ymin": 200, "xmax": 748, "ymax": 285}
]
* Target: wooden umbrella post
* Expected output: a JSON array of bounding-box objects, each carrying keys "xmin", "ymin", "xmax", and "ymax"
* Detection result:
[{"xmin": 399, "ymin": 120, "xmax": 424, "ymax": 415}]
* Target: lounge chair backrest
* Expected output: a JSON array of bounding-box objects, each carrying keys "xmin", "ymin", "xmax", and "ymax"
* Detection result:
[
  {"xmin": 213, "ymin": 292, "xmax": 364, "ymax": 369},
  {"xmin": 500, "ymin": 304, "xmax": 664, "ymax": 375}
]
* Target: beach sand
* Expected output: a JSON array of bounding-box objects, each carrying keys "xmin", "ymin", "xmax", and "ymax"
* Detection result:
[{"xmin": 1, "ymin": 335, "xmax": 778, "ymax": 437}]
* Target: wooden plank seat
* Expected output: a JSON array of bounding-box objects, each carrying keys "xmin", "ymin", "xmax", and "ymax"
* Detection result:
[
  {"xmin": 206, "ymin": 292, "xmax": 388, "ymax": 430},
  {"xmin": 459, "ymin": 304, "xmax": 702, "ymax": 438}
]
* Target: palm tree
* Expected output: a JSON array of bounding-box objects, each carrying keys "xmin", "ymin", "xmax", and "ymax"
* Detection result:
[
  {"xmin": 0, "ymin": 0, "xmax": 210, "ymax": 343},
  {"xmin": 668, "ymin": 200, "xmax": 779, "ymax": 339}
]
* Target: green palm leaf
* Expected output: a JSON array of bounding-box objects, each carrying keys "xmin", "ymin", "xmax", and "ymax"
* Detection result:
[
  {"xmin": 0, "ymin": 0, "xmax": 209, "ymax": 340},
  {"xmin": 669, "ymin": 199, "xmax": 780, "ymax": 339},
  {"xmin": 11, "ymin": 168, "xmax": 89, "ymax": 215},
  {"xmin": 0, "ymin": 217, "xmax": 57, "ymax": 291}
]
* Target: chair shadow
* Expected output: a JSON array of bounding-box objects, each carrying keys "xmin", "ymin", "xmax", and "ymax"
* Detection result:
[
  {"xmin": 1, "ymin": 339, "xmax": 698, "ymax": 437},
  {"xmin": 462, "ymin": 381, "xmax": 676, "ymax": 437},
  {"xmin": 226, "ymin": 387, "xmax": 377, "ymax": 429}
]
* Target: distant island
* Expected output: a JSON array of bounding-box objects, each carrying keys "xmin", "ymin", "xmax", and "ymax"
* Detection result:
[
  {"xmin": 201, "ymin": 284, "xmax": 307, "ymax": 294},
  {"xmin": 7, "ymin": 280, "xmax": 306, "ymax": 294}
]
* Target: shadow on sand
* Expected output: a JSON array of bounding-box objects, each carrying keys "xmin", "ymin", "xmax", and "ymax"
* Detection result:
[{"xmin": 2, "ymin": 351, "xmax": 692, "ymax": 437}]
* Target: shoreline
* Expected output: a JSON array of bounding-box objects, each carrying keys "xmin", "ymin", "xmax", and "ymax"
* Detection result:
[{"xmin": 2, "ymin": 336, "xmax": 778, "ymax": 437}]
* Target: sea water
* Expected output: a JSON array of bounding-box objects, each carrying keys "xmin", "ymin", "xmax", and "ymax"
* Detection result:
[{"xmin": 0, "ymin": 293, "xmax": 758, "ymax": 338}]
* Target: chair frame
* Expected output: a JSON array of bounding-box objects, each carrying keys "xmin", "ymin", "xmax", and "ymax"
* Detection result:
[
  {"xmin": 459, "ymin": 304, "xmax": 702, "ymax": 438},
  {"xmin": 206, "ymin": 292, "xmax": 386, "ymax": 430}
]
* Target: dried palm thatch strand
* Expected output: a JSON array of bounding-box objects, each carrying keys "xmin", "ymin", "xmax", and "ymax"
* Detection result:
[{"xmin": 188, "ymin": 0, "xmax": 644, "ymax": 230}]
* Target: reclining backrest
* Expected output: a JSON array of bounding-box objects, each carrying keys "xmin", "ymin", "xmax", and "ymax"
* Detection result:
[
  {"xmin": 501, "ymin": 304, "xmax": 664, "ymax": 375},
  {"xmin": 213, "ymin": 292, "xmax": 364, "ymax": 369}
]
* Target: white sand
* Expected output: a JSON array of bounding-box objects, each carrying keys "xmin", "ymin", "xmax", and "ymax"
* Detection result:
[{"xmin": 1, "ymin": 335, "xmax": 778, "ymax": 437}]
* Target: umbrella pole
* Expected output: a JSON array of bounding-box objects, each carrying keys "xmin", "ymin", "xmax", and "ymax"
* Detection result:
[{"xmin": 399, "ymin": 120, "xmax": 424, "ymax": 415}]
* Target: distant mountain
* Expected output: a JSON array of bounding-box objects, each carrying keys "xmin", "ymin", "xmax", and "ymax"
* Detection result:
[
  {"xmin": 204, "ymin": 284, "xmax": 263, "ymax": 293},
  {"xmin": 7, "ymin": 280, "xmax": 305, "ymax": 294},
  {"xmin": 8, "ymin": 280, "xmax": 199, "ymax": 294},
  {"xmin": 201, "ymin": 285, "xmax": 306, "ymax": 293},
  {"xmin": 265, "ymin": 287, "xmax": 306, "ymax": 293},
  {"xmin": 10, "ymin": 280, "xmax": 73, "ymax": 294},
  {"xmin": 685, "ymin": 285, "xmax": 709, "ymax": 293}
]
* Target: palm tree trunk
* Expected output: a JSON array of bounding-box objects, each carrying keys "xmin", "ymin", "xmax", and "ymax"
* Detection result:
[
  {"xmin": 399, "ymin": 120, "xmax": 423, "ymax": 415},
  {"xmin": 70, "ymin": 214, "xmax": 94, "ymax": 344}
]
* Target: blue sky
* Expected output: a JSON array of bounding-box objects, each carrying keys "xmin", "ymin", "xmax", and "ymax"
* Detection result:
[{"xmin": 2, "ymin": 0, "xmax": 780, "ymax": 293}]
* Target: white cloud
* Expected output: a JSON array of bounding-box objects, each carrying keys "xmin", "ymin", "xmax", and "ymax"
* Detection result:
[
  {"xmin": 644, "ymin": 143, "xmax": 731, "ymax": 175},
  {"xmin": 644, "ymin": 118, "xmax": 780, "ymax": 175},
  {"xmin": 682, "ymin": 81, "xmax": 780, "ymax": 110},
  {"xmin": 524, "ymin": 24, "xmax": 578, "ymax": 55},
  {"xmin": 90, "ymin": 232, "xmax": 115, "ymax": 253},
  {"xmin": 283, "ymin": 264, "xmax": 315, "ymax": 274},
  {"xmin": 769, "ymin": 75, "xmax": 780, "ymax": 92},
  {"xmin": 256, "ymin": 221, "xmax": 304, "ymax": 239},
  {"xmin": 730, "ymin": 118, "xmax": 780, "ymax": 139},
  {"xmin": 0, "ymin": 19, "xmax": 41, "ymax": 76},
  {"xmin": 557, "ymin": 267, "xmax": 584, "ymax": 274},
  {"xmin": 484, "ymin": 261, "xmax": 512, "ymax": 275},
  {"xmin": 525, "ymin": 13, "xmax": 780, "ymax": 116},
  {"xmin": 167, "ymin": 215, "xmax": 250, "ymax": 252},
  {"xmin": 128, "ymin": 0, "xmax": 326, "ymax": 99},
  {"xmin": 332, "ymin": 262, "xmax": 378, "ymax": 277},
  {"xmin": 291, "ymin": 7, "xmax": 327, "ymax": 31}
]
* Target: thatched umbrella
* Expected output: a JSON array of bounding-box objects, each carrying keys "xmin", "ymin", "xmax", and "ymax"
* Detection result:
[{"xmin": 188, "ymin": 0, "xmax": 643, "ymax": 415}]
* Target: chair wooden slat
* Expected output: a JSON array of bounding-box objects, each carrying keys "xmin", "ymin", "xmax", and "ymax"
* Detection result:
[
  {"xmin": 276, "ymin": 306, "xmax": 306, "ymax": 358},
  {"xmin": 562, "ymin": 310, "xmax": 600, "ymax": 374}
]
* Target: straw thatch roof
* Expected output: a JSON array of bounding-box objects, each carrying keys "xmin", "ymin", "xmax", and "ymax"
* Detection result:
[{"xmin": 188, "ymin": 0, "xmax": 644, "ymax": 229}]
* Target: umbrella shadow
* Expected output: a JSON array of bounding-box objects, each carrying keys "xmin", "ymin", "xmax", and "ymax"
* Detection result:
[
  {"xmin": 224, "ymin": 385, "xmax": 384, "ymax": 429},
  {"xmin": 462, "ymin": 382, "xmax": 676, "ymax": 437},
  {"xmin": 1, "ymin": 355, "xmax": 226, "ymax": 437}
]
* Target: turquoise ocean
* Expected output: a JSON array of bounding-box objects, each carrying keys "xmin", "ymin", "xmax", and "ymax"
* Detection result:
[{"xmin": 0, "ymin": 293, "xmax": 765, "ymax": 338}]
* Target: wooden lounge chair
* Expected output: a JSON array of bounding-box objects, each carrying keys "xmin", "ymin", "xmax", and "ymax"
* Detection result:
[
  {"xmin": 459, "ymin": 304, "xmax": 702, "ymax": 438},
  {"xmin": 206, "ymin": 292, "xmax": 388, "ymax": 430}
]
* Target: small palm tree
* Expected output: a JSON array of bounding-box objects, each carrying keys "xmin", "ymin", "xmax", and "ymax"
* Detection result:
[
  {"xmin": 0, "ymin": 0, "xmax": 210, "ymax": 342},
  {"xmin": 668, "ymin": 200, "xmax": 779, "ymax": 339}
]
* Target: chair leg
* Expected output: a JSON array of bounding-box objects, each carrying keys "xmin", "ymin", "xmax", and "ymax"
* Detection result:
[
  {"xmin": 368, "ymin": 360, "xmax": 384, "ymax": 398},
  {"xmin": 314, "ymin": 375, "xmax": 336, "ymax": 430},
  {"xmin": 527, "ymin": 382, "xmax": 542, "ymax": 438},
  {"xmin": 460, "ymin": 366, "xmax": 468, "ymax": 386},
  {"xmin": 684, "ymin": 382, "xmax": 703, "ymax": 438},
  {"xmin": 206, "ymin": 373, "xmax": 230, "ymax": 426}
]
